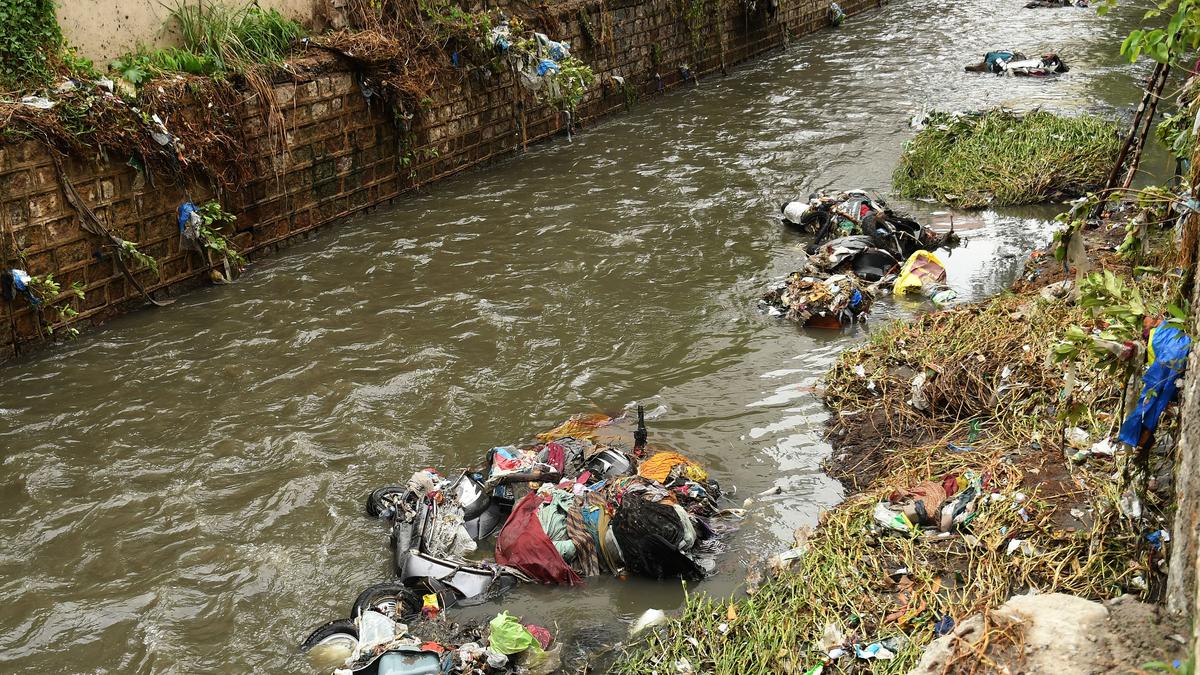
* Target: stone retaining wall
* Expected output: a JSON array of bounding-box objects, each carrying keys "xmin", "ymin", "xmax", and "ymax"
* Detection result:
[{"xmin": 0, "ymin": 0, "xmax": 877, "ymax": 361}]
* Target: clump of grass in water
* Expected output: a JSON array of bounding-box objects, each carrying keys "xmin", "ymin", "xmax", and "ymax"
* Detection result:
[
  {"xmin": 613, "ymin": 289, "xmax": 1150, "ymax": 674},
  {"xmin": 893, "ymin": 110, "xmax": 1120, "ymax": 208}
]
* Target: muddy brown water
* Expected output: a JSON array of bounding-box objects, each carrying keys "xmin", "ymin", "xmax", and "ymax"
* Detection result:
[{"xmin": 0, "ymin": 2, "xmax": 1166, "ymax": 672}]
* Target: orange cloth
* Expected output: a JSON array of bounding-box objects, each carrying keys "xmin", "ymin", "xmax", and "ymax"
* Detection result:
[
  {"xmin": 536, "ymin": 413, "xmax": 612, "ymax": 442},
  {"xmin": 637, "ymin": 451, "xmax": 707, "ymax": 483}
]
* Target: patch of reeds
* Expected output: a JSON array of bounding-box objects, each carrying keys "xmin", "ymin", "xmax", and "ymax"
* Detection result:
[
  {"xmin": 893, "ymin": 110, "xmax": 1120, "ymax": 208},
  {"xmin": 109, "ymin": 2, "xmax": 304, "ymax": 86},
  {"xmin": 173, "ymin": 2, "xmax": 305, "ymax": 72}
]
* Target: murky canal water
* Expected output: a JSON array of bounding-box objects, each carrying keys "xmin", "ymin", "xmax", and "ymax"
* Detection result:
[{"xmin": 0, "ymin": 1, "xmax": 1161, "ymax": 672}]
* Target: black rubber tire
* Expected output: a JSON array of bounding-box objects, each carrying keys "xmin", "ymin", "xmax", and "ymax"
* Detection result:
[
  {"xmin": 350, "ymin": 582, "xmax": 422, "ymax": 620},
  {"xmin": 300, "ymin": 618, "xmax": 358, "ymax": 652},
  {"xmin": 366, "ymin": 485, "xmax": 408, "ymax": 518}
]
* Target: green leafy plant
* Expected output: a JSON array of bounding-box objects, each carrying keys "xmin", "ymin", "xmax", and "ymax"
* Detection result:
[
  {"xmin": 1141, "ymin": 658, "xmax": 1195, "ymax": 674},
  {"xmin": 1114, "ymin": 0, "xmax": 1200, "ymax": 159},
  {"xmin": 0, "ymin": 0, "xmax": 63, "ymax": 91},
  {"xmin": 1079, "ymin": 270, "xmax": 1147, "ymax": 325},
  {"xmin": 195, "ymin": 201, "xmax": 247, "ymax": 267},
  {"xmin": 544, "ymin": 57, "xmax": 596, "ymax": 113},
  {"xmin": 60, "ymin": 47, "xmax": 100, "ymax": 81},
  {"xmin": 1051, "ymin": 193, "xmax": 1101, "ymax": 263},
  {"xmin": 1049, "ymin": 269, "xmax": 1190, "ymax": 379},
  {"xmin": 111, "ymin": 47, "xmax": 220, "ymax": 87},
  {"xmin": 108, "ymin": 55, "xmax": 151, "ymax": 87},
  {"xmin": 1156, "ymin": 104, "xmax": 1196, "ymax": 160},
  {"xmin": 110, "ymin": 2, "xmax": 303, "ymax": 89},
  {"xmin": 1115, "ymin": 187, "xmax": 1175, "ymax": 260},
  {"xmin": 25, "ymin": 274, "xmax": 85, "ymax": 336},
  {"xmin": 1118, "ymin": 0, "xmax": 1200, "ymax": 63},
  {"xmin": 116, "ymin": 239, "xmax": 159, "ymax": 274}
]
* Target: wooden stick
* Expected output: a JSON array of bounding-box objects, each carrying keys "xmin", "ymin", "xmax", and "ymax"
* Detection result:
[
  {"xmin": 1120, "ymin": 62, "xmax": 1172, "ymax": 191},
  {"xmin": 1100, "ymin": 60, "xmax": 1168, "ymax": 198}
]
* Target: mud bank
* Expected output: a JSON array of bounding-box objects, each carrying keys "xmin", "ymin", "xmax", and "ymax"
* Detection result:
[{"xmin": 615, "ymin": 219, "xmax": 1195, "ymax": 672}]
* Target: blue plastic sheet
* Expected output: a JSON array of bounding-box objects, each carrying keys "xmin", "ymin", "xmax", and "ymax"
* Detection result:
[
  {"xmin": 934, "ymin": 614, "xmax": 955, "ymax": 636},
  {"xmin": 177, "ymin": 201, "xmax": 198, "ymax": 232},
  {"xmin": 984, "ymin": 50, "xmax": 1016, "ymax": 72},
  {"xmin": 1118, "ymin": 325, "xmax": 1191, "ymax": 447},
  {"xmin": 4, "ymin": 268, "xmax": 38, "ymax": 305}
]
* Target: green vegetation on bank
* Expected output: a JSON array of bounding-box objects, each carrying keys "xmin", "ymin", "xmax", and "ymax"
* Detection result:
[
  {"xmin": 0, "ymin": 0, "xmax": 64, "ymax": 90},
  {"xmin": 893, "ymin": 110, "xmax": 1120, "ymax": 208},
  {"xmin": 111, "ymin": 3, "xmax": 304, "ymax": 86},
  {"xmin": 615, "ymin": 277, "xmax": 1167, "ymax": 672}
]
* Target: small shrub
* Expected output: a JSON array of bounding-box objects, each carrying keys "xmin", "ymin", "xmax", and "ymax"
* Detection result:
[{"xmin": 174, "ymin": 2, "xmax": 304, "ymax": 71}]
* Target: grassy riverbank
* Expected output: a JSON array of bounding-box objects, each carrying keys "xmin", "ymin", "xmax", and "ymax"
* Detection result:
[
  {"xmin": 613, "ymin": 226, "xmax": 1187, "ymax": 673},
  {"xmin": 893, "ymin": 110, "xmax": 1120, "ymax": 208}
]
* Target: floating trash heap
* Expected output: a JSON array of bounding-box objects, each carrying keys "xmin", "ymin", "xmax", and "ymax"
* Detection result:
[
  {"xmin": 763, "ymin": 189, "xmax": 958, "ymax": 326},
  {"xmin": 301, "ymin": 407, "xmax": 738, "ymax": 674}
]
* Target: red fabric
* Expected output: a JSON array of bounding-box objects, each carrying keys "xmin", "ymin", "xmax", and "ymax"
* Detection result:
[
  {"xmin": 942, "ymin": 474, "xmax": 959, "ymax": 498},
  {"xmin": 525, "ymin": 624, "xmax": 553, "ymax": 650},
  {"xmin": 495, "ymin": 493, "xmax": 583, "ymax": 586},
  {"xmin": 546, "ymin": 442, "xmax": 565, "ymax": 472},
  {"xmin": 494, "ymin": 454, "xmax": 524, "ymax": 471},
  {"xmin": 419, "ymin": 642, "xmax": 446, "ymax": 653}
]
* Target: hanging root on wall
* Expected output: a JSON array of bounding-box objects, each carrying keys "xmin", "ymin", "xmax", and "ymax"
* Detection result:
[{"xmin": 49, "ymin": 153, "xmax": 173, "ymax": 307}]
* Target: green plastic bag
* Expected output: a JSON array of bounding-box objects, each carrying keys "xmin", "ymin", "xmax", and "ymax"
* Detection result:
[{"xmin": 488, "ymin": 611, "xmax": 544, "ymax": 656}]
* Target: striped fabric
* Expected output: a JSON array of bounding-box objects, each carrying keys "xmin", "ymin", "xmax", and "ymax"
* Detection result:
[{"xmin": 566, "ymin": 494, "xmax": 601, "ymax": 576}]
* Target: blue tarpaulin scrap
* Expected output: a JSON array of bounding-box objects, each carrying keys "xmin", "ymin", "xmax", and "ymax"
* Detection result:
[
  {"xmin": 984, "ymin": 50, "xmax": 1017, "ymax": 72},
  {"xmin": 3, "ymin": 269, "xmax": 39, "ymax": 305},
  {"xmin": 1118, "ymin": 325, "xmax": 1191, "ymax": 447},
  {"xmin": 177, "ymin": 202, "xmax": 198, "ymax": 232}
]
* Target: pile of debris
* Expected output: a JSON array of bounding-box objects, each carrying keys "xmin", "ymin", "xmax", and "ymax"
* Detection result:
[
  {"xmin": 301, "ymin": 407, "xmax": 737, "ymax": 674},
  {"xmin": 302, "ymin": 605, "xmax": 560, "ymax": 675},
  {"xmin": 763, "ymin": 190, "xmax": 957, "ymax": 327},
  {"xmin": 1, "ymin": 65, "xmax": 282, "ymax": 191},
  {"xmin": 780, "ymin": 190, "xmax": 950, "ymax": 265},
  {"xmin": 964, "ymin": 50, "xmax": 1070, "ymax": 76},
  {"xmin": 760, "ymin": 273, "xmax": 873, "ymax": 328}
]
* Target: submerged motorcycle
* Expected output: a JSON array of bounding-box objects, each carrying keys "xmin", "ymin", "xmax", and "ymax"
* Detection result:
[{"xmin": 301, "ymin": 408, "xmax": 730, "ymax": 673}]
